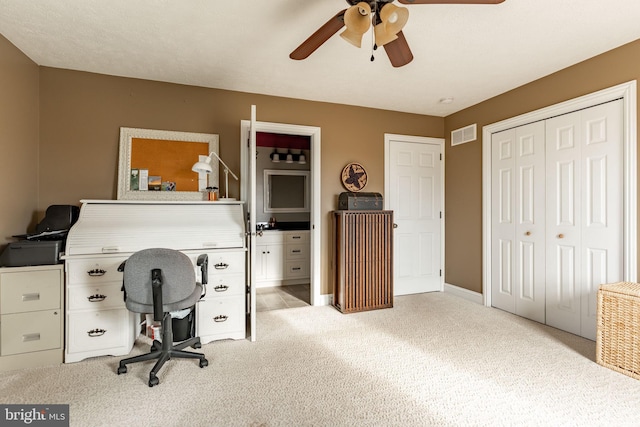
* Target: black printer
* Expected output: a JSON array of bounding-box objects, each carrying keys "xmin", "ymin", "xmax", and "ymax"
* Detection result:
[{"xmin": 0, "ymin": 205, "xmax": 79, "ymax": 267}]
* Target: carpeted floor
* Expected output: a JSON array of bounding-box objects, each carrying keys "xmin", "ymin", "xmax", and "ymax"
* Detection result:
[{"xmin": 1, "ymin": 292, "xmax": 639, "ymax": 426}]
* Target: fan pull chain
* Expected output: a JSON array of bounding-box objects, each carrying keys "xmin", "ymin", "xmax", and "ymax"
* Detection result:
[{"xmin": 370, "ymin": 6, "xmax": 377, "ymax": 62}]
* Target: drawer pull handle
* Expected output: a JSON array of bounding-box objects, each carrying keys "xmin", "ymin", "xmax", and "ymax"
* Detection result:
[
  {"xmin": 87, "ymin": 269, "xmax": 106, "ymax": 277},
  {"xmin": 22, "ymin": 333, "xmax": 40, "ymax": 342},
  {"xmin": 292, "ymin": 267, "xmax": 301, "ymax": 271},
  {"xmin": 292, "ymin": 236, "xmax": 301, "ymax": 239},
  {"xmin": 292, "ymin": 249, "xmax": 301, "ymax": 253},
  {"xmin": 22, "ymin": 293, "xmax": 40, "ymax": 302},
  {"xmin": 87, "ymin": 328, "xmax": 106, "ymax": 337},
  {"xmin": 87, "ymin": 294, "xmax": 107, "ymax": 302},
  {"xmin": 213, "ymin": 315, "xmax": 228, "ymax": 323},
  {"xmin": 214, "ymin": 263, "xmax": 229, "ymax": 270},
  {"xmin": 214, "ymin": 285, "xmax": 229, "ymax": 292}
]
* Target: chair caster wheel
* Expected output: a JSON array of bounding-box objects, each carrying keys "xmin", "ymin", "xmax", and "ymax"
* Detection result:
[
  {"xmin": 117, "ymin": 365, "xmax": 127, "ymax": 375},
  {"xmin": 193, "ymin": 342, "xmax": 201, "ymax": 349},
  {"xmin": 149, "ymin": 375, "xmax": 159, "ymax": 387},
  {"xmin": 151, "ymin": 344, "xmax": 159, "ymax": 352},
  {"xmin": 199, "ymin": 358, "xmax": 208, "ymax": 368}
]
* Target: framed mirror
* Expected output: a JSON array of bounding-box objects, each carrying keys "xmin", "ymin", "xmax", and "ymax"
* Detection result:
[
  {"xmin": 117, "ymin": 127, "xmax": 219, "ymax": 201},
  {"xmin": 263, "ymin": 169, "xmax": 310, "ymax": 213}
]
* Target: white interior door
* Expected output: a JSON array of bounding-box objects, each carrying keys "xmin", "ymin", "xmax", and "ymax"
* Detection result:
[
  {"xmin": 491, "ymin": 122, "xmax": 546, "ymax": 323},
  {"xmin": 545, "ymin": 100, "xmax": 623, "ymax": 340},
  {"xmin": 248, "ymin": 105, "xmax": 257, "ymax": 341},
  {"xmin": 385, "ymin": 134, "xmax": 444, "ymax": 296}
]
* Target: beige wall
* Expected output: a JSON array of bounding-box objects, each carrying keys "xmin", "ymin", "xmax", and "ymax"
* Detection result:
[
  {"xmin": 0, "ymin": 35, "xmax": 39, "ymax": 247},
  {"xmin": 37, "ymin": 67, "xmax": 443, "ymax": 294},
  {"xmin": 444, "ymin": 38, "xmax": 640, "ymax": 293}
]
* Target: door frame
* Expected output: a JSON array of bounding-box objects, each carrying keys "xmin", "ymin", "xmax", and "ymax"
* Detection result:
[
  {"xmin": 384, "ymin": 133, "xmax": 446, "ymax": 294},
  {"xmin": 482, "ymin": 80, "xmax": 638, "ymax": 307},
  {"xmin": 240, "ymin": 120, "xmax": 322, "ymax": 306}
]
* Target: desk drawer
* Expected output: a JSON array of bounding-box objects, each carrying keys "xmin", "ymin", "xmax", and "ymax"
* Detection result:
[
  {"xmin": 67, "ymin": 308, "xmax": 131, "ymax": 354},
  {"xmin": 67, "ymin": 282, "xmax": 126, "ymax": 310},
  {"xmin": 1, "ymin": 310, "xmax": 62, "ymax": 356},
  {"xmin": 206, "ymin": 273, "xmax": 245, "ymax": 298},
  {"xmin": 197, "ymin": 296, "xmax": 244, "ymax": 338},
  {"xmin": 0, "ymin": 269, "xmax": 61, "ymax": 314},
  {"xmin": 67, "ymin": 257, "xmax": 126, "ymax": 285}
]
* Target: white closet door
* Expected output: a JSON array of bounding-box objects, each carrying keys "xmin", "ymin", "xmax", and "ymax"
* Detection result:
[
  {"xmin": 545, "ymin": 100, "xmax": 623, "ymax": 339},
  {"xmin": 491, "ymin": 122, "xmax": 546, "ymax": 322}
]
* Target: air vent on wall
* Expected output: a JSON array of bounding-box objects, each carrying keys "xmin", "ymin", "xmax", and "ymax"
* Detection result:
[{"xmin": 451, "ymin": 124, "xmax": 477, "ymax": 146}]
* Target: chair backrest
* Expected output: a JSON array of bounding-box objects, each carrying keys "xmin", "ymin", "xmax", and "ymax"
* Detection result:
[{"xmin": 123, "ymin": 248, "xmax": 196, "ymax": 308}]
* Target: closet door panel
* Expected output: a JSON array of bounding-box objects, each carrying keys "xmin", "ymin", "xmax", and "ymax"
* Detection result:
[
  {"xmin": 546, "ymin": 112, "xmax": 582, "ymax": 336},
  {"xmin": 491, "ymin": 129, "xmax": 516, "ymax": 313},
  {"xmin": 580, "ymin": 100, "xmax": 623, "ymax": 339},
  {"xmin": 491, "ymin": 122, "xmax": 545, "ymax": 322},
  {"xmin": 514, "ymin": 122, "xmax": 546, "ymax": 322}
]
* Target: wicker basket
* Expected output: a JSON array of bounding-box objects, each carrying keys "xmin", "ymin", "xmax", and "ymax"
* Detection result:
[{"xmin": 596, "ymin": 282, "xmax": 640, "ymax": 380}]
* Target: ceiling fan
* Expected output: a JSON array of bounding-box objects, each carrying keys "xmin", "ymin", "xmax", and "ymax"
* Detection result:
[{"xmin": 290, "ymin": 0, "xmax": 506, "ymax": 67}]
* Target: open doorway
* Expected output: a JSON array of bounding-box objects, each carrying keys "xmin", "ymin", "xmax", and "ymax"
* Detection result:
[{"xmin": 240, "ymin": 120, "xmax": 322, "ymax": 314}]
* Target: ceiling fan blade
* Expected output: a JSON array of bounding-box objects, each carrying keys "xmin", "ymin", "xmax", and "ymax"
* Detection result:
[
  {"xmin": 290, "ymin": 9, "xmax": 347, "ymax": 60},
  {"xmin": 397, "ymin": 0, "xmax": 505, "ymax": 4},
  {"xmin": 383, "ymin": 31, "xmax": 413, "ymax": 67}
]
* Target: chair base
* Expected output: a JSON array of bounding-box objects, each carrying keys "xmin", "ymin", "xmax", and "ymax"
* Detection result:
[{"xmin": 117, "ymin": 313, "xmax": 208, "ymax": 387}]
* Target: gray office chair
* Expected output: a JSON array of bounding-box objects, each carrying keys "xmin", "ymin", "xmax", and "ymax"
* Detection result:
[{"xmin": 116, "ymin": 248, "xmax": 209, "ymax": 387}]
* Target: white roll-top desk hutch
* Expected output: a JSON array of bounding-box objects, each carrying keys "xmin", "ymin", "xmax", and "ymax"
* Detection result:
[{"xmin": 63, "ymin": 200, "xmax": 247, "ymax": 363}]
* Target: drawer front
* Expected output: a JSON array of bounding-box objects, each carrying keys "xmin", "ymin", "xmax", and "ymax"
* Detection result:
[
  {"xmin": 186, "ymin": 250, "xmax": 245, "ymax": 278},
  {"xmin": 197, "ymin": 296, "xmax": 244, "ymax": 337},
  {"xmin": 285, "ymin": 261, "xmax": 310, "ymax": 279},
  {"xmin": 205, "ymin": 273, "xmax": 245, "ymax": 298},
  {"xmin": 67, "ymin": 282, "xmax": 126, "ymax": 310},
  {"xmin": 207, "ymin": 251, "xmax": 245, "ymax": 276},
  {"xmin": 67, "ymin": 309, "xmax": 130, "ymax": 354},
  {"xmin": 66, "ymin": 257, "xmax": 126, "ymax": 285},
  {"xmin": 0, "ymin": 269, "xmax": 61, "ymax": 314},
  {"xmin": 256, "ymin": 231, "xmax": 285, "ymax": 245},
  {"xmin": 285, "ymin": 231, "xmax": 309, "ymax": 244},
  {"xmin": 1, "ymin": 310, "xmax": 62, "ymax": 356},
  {"xmin": 285, "ymin": 244, "xmax": 308, "ymax": 260}
]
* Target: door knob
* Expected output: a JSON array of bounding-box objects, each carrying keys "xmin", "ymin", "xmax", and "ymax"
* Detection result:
[
  {"xmin": 525, "ymin": 231, "xmax": 531, "ymax": 236},
  {"xmin": 557, "ymin": 233, "xmax": 564, "ymax": 239},
  {"xmin": 393, "ymin": 223, "xmax": 398, "ymax": 228}
]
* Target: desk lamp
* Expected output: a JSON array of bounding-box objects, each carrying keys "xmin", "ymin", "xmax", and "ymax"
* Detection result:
[{"xmin": 192, "ymin": 151, "xmax": 238, "ymax": 200}]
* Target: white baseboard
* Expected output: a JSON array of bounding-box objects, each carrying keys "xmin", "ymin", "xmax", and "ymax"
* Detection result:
[
  {"xmin": 315, "ymin": 293, "xmax": 331, "ymax": 306},
  {"xmin": 318, "ymin": 285, "xmax": 482, "ymax": 307},
  {"xmin": 444, "ymin": 283, "xmax": 483, "ymax": 305}
]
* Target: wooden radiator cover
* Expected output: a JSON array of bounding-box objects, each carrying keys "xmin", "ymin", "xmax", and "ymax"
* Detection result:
[{"xmin": 332, "ymin": 210, "xmax": 393, "ymax": 313}]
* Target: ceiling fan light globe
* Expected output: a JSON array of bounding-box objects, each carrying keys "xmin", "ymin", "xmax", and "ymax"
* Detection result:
[
  {"xmin": 380, "ymin": 4, "xmax": 409, "ymax": 34},
  {"xmin": 343, "ymin": 3, "xmax": 371, "ymax": 33},
  {"xmin": 340, "ymin": 29, "xmax": 365, "ymax": 48},
  {"xmin": 374, "ymin": 24, "xmax": 398, "ymax": 47}
]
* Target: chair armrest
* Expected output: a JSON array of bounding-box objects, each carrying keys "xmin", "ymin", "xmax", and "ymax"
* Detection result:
[
  {"xmin": 197, "ymin": 254, "xmax": 208, "ymax": 285},
  {"xmin": 151, "ymin": 268, "xmax": 163, "ymax": 321},
  {"xmin": 118, "ymin": 260, "xmax": 127, "ymax": 300}
]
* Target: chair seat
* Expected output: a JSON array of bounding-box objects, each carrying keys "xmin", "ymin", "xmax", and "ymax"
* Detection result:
[{"xmin": 125, "ymin": 282, "xmax": 203, "ymax": 314}]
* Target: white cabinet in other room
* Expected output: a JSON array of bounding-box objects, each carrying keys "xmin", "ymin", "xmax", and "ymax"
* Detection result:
[{"xmin": 255, "ymin": 231, "xmax": 284, "ymax": 285}]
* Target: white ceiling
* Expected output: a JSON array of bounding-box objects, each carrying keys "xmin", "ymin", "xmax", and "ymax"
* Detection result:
[{"xmin": 1, "ymin": 0, "xmax": 640, "ymax": 116}]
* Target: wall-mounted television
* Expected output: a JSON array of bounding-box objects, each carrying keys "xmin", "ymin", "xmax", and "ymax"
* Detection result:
[{"xmin": 263, "ymin": 170, "xmax": 310, "ymax": 213}]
